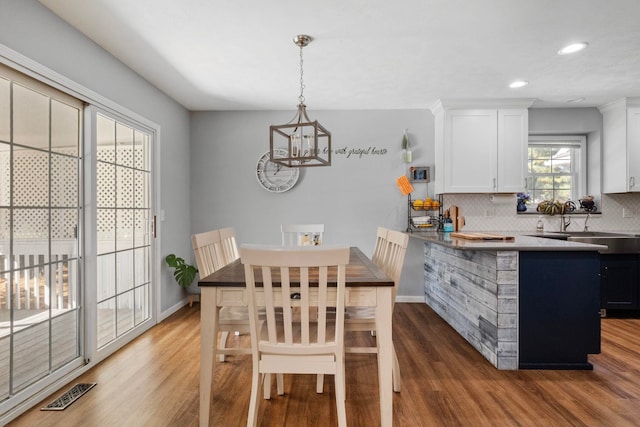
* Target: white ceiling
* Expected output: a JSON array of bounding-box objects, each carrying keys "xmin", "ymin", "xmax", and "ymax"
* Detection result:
[{"xmin": 39, "ymin": 0, "xmax": 640, "ymax": 111}]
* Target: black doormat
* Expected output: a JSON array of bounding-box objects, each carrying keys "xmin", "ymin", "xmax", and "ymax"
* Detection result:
[{"xmin": 41, "ymin": 383, "xmax": 97, "ymax": 411}]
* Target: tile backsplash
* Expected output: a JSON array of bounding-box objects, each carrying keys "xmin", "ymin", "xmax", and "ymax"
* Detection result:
[{"xmin": 441, "ymin": 193, "xmax": 640, "ymax": 234}]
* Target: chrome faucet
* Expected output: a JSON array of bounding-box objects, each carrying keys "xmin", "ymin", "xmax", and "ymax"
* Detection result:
[
  {"xmin": 583, "ymin": 213, "xmax": 591, "ymax": 232},
  {"xmin": 560, "ymin": 215, "xmax": 571, "ymax": 232}
]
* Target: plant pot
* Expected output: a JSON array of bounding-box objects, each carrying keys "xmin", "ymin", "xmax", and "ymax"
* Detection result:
[{"xmin": 517, "ymin": 200, "xmax": 528, "ymax": 212}]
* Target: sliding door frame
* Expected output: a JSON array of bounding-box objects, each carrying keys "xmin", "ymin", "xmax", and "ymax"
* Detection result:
[{"xmin": 0, "ymin": 44, "xmax": 162, "ymax": 422}]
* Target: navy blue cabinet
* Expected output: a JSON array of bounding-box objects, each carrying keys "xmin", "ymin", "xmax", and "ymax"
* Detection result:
[
  {"xmin": 519, "ymin": 251, "xmax": 601, "ymax": 370},
  {"xmin": 600, "ymin": 254, "xmax": 639, "ymax": 311}
]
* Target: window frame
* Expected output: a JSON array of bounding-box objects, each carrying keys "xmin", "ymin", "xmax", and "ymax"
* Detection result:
[{"xmin": 527, "ymin": 135, "xmax": 587, "ymax": 203}]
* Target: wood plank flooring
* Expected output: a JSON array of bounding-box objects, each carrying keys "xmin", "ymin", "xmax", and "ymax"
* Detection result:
[{"xmin": 7, "ymin": 303, "xmax": 640, "ymax": 426}]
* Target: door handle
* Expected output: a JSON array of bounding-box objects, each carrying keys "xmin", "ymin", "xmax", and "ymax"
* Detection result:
[{"xmin": 152, "ymin": 215, "xmax": 157, "ymax": 238}]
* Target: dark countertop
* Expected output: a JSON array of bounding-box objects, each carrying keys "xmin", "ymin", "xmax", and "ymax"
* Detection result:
[{"xmin": 408, "ymin": 231, "xmax": 607, "ymax": 252}]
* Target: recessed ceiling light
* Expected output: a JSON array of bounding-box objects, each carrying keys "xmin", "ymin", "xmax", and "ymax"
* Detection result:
[
  {"xmin": 557, "ymin": 42, "xmax": 589, "ymax": 55},
  {"xmin": 509, "ymin": 80, "xmax": 529, "ymax": 89},
  {"xmin": 567, "ymin": 97, "xmax": 586, "ymax": 103}
]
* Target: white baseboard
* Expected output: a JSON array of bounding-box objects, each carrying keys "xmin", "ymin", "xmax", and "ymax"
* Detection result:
[
  {"xmin": 395, "ymin": 295, "xmax": 425, "ymax": 303},
  {"xmin": 158, "ymin": 297, "xmax": 191, "ymax": 322}
]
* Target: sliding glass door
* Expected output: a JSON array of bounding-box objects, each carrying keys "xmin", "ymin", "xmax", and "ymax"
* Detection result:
[
  {"xmin": 0, "ymin": 62, "xmax": 157, "ymax": 416},
  {"xmin": 91, "ymin": 110, "xmax": 153, "ymax": 355},
  {"xmin": 0, "ymin": 64, "xmax": 83, "ymax": 402}
]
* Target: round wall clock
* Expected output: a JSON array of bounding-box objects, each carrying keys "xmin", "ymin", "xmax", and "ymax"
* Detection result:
[{"xmin": 256, "ymin": 149, "xmax": 300, "ymax": 193}]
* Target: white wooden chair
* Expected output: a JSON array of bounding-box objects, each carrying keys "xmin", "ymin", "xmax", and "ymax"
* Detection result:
[
  {"xmin": 281, "ymin": 224, "xmax": 324, "ymax": 246},
  {"xmin": 191, "ymin": 228, "xmax": 249, "ymax": 362},
  {"xmin": 281, "ymin": 223, "xmax": 326, "ymax": 390},
  {"xmin": 241, "ymin": 245, "xmax": 350, "ymax": 427},
  {"xmin": 371, "ymin": 226, "xmax": 389, "ymax": 267},
  {"xmin": 219, "ymin": 226, "xmax": 240, "ymax": 264},
  {"xmin": 191, "ymin": 230, "xmax": 226, "ymax": 285},
  {"xmin": 344, "ymin": 227, "xmax": 408, "ymax": 392}
]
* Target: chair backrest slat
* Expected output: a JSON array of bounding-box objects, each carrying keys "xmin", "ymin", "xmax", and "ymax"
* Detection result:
[
  {"xmin": 191, "ymin": 229, "xmax": 224, "ymax": 278},
  {"xmin": 372, "ymin": 226, "xmax": 389, "ymax": 268},
  {"xmin": 219, "ymin": 226, "xmax": 239, "ymax": 264},
  {"xmin": 382, "ymin": 229, "xmax": 409, "ymax": 304},
  {"xmin": 191, "ymin": 227, "xmax": 240, "ymax": 278},
  {"xmin": 241, "ymin": 245, "xmax": 350, "ymax": 355}
]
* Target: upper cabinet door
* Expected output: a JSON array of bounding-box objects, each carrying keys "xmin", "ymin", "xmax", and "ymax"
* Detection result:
[
  {"xmin": 432, "ymin": 99, "xmax": 534, "ymax": 194},
  {"xmin": 497, "ymin": 109, "xmax": 529, "ymax": 193},
  {"xmin": 600, "ymin": 98, "xmax": 640, "ymax": 193},
  {"xmin": 627, "ymin": 107, "xmax": 640, "ymax": 191},
  {"xmin": 443, "ymin": 109, "xmax": 498, "ymax": 193}
]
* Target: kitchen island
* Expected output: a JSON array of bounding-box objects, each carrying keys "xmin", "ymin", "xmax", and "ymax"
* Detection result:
[{"xmin": 411, "ymin": 232, "xmax": 605, "ymax": 370}]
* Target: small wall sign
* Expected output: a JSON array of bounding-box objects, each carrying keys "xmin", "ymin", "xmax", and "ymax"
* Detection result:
[{"xmin": 410, "ymin": 166, "xmax": 430, "ymax": 183}]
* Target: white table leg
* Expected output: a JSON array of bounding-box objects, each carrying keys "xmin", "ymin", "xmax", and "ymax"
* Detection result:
[
  {"xmin": 375, "ymin": 287, "xmax": 394, "ymax": 427},
  {"xmin": 200, "ymin": 287, "xmax": 219, "ymax": 427}
]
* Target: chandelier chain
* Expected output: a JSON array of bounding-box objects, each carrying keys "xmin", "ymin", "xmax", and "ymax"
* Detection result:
[{"xmin": 298, "ymin": 43, "xmax": 305, "ymax": 104}]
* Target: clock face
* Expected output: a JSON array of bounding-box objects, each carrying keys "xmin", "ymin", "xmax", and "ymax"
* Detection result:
[{"xmin": 256, "ymin": 149, "xmax": 300, "ymax": 193}]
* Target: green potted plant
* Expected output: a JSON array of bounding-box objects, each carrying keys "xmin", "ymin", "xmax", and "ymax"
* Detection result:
[{"xmin": 165, "ymin": 254, "xmax": 198, "ymax": 288}]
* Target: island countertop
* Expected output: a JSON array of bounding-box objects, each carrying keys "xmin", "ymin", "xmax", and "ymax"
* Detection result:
[{"xmin": 409, "ymin": 231, "xmax": 607, "ymax": 252}]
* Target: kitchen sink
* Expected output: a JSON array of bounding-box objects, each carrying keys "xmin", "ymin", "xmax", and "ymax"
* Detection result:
[{"xmin": 528, "ymin": 231, "xmax": 640, "ymax": 254}]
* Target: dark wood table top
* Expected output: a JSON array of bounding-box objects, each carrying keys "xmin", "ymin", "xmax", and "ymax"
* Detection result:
[{"xmin": 198, "ymin": 246, "xmax": 393, "ymax": 288}]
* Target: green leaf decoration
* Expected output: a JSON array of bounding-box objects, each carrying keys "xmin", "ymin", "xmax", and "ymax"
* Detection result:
[{"xmin": 165, "ymin": 254, "xmax": 198, "ymax": 288}]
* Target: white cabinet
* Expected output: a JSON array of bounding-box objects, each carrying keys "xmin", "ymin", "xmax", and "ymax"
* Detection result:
[
  {"xmin": 600, "ymin": 98, "xmax": 640, "ymax": 193},
  {"xmin": 442, "ymin": 109, "xmax": 497, "ymax": 193},
  {"xmin": 431, "ymin": 100, "xmax": 533, "ymax": 194}
]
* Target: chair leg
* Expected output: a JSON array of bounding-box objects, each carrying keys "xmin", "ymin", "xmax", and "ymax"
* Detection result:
[
  {"xmin": 218, "ymin": 331, "xmax": 230, "ymax": 362},
  {"xmin": 263, "ymin": 373, "xmax": 272, "ymax": 399},
  {"xmin": 392, "ymin": 344, "xmax": 401, "ymax": 392},
  {"xmin": 316, "ymin": 374, "xmax": 324, "ymax": 393},
  {"xmin": 189, "ymin": 294, "xmax": 194, "ymax": 307},
  {"xmin": 335, "ymin": 354, "xmax": 347, "ymax": 427},
  {"xmin": 247, "ymin": 365, "xmax": 261, "ymax": 427},
  {"xmin": 276, "ymin": 373, "xmax": 284, "ymax": 395},
  {"xmin": 261, "ymin": 373, "xmax": 284, "ymax": 398}
]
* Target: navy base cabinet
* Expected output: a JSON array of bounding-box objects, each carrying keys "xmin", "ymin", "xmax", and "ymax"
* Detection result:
[
  {"xmin": 519, "ymin": 251, "xmax": 601, "ymax": 370},
  {"xmin": 601, "ymin": 254, "xmax": 639, "ymax": 311}
]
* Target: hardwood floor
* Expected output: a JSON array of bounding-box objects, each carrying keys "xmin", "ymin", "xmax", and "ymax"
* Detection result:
[{"xmin": 8, "ymin": 303, "xmax": 640, "ymax": 426}]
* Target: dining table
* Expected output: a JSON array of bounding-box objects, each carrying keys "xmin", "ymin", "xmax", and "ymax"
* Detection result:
[{"xmin": 198, "ymin": 246, "xmax": 395, "ymax": 426}]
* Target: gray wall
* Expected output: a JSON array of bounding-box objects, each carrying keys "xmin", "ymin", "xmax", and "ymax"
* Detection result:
[
  {"xmin": 0, "ymin": 0, "xmax": 192, "ymax": 313},
  {"xmin": 189, "ymin": 108, "xmax": 608, "ymax": 298},
  {"xmin": 190, "ymin": 109, "xmax": 434, "ymax": 298},
  {"xmin": 1, "ymin": 2, "xmax": 614, "ymax": 302}
]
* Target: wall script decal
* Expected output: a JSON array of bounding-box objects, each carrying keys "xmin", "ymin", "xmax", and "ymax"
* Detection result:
[{"xmin": 300, "ymin": 146, "xmax": 389, "ymax": 159}]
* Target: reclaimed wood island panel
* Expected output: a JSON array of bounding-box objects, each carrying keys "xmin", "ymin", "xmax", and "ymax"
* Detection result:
[{"xmin": 410, "ymin": 233, "xmax": 605, "ymax": 370}]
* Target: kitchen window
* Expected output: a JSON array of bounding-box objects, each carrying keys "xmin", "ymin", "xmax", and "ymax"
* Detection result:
[{"xmin": 527, "ymin": 135, "xmax": 586, "ymax": 204}]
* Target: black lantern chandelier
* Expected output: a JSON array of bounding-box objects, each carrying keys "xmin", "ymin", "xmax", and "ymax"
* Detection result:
[{"xmin": 269, "ymin": 35, "xmax": 331, "ymax": 167}]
